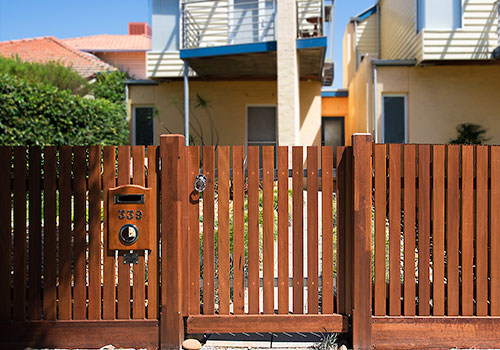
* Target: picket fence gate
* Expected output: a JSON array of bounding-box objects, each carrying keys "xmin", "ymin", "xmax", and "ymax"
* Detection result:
[{"xmin": 2, "ymin": 134, "xmax": 500, "ymax": 350}]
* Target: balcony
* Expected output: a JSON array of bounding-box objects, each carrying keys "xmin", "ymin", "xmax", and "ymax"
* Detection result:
[{"xmin": 180, "ymin": 0, "xmax": 330, "ymax": 80}]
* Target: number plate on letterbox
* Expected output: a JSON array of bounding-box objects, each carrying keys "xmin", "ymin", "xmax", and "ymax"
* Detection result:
[{"xmin": 108, "ymin": 185, "xmax": 154, "ymax": 250}]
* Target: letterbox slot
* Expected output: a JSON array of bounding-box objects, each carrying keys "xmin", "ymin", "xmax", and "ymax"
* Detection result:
[{"xmin": 114, "ymin": 194, "xmax": 145, "ymax": 204}]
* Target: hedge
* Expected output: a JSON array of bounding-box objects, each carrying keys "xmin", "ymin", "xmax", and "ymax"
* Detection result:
[{"xmin": 0, "ymin": 74, "xmax": 129, "ymax": 145}]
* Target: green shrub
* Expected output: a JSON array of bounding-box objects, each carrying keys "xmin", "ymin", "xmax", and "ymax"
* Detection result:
[
  {"xmin": 0, "ymin": 74, "xmax": 128, "ymax": 145},
  {"xmin": 0, "ymin": 55, "xmax": 89, "ymax": 96},
  {"xmin": 93, "ymin": 70, "xmax": 129, "ymax": 104},
  {"xmin": 450, "ymin": 123, "xmax": 490, "ymax": 145}
]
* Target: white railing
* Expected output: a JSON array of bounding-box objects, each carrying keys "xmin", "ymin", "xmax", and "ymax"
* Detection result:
[
  {"xmin": 181, "ymin": 0, "xmax": 325, "ymax": 49},
  {"xmin": 181, "ymin": 0, "xmax": 277, "ymax": 49}
]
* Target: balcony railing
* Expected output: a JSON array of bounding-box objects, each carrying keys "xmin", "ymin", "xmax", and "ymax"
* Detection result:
[{"xmin": 181, "ymin": 0, "xmax": 325, "ymax": 50}]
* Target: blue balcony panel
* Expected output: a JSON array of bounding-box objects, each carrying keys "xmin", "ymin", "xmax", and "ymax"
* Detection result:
[{"xmin": 180, "ymin": 41, "xmax": 277, "ymax": 59}]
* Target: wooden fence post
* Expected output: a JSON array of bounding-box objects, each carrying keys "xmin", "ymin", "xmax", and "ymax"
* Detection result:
[
  {"xmin": 352, "ymin": 134, "xmax": 373, "ymax": 350},
  {"xmin": 160, "ymin": 134, "xmax": 186, "ymax": 350}
]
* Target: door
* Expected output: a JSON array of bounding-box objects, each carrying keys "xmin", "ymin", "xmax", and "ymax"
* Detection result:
[
  {"xmin": 247, "ymin": 106, "xmax": 277, "ymax": 165},
  {"xmin": 322, "ymin": 117, "xmax": 345, "ymax": 164},
  {"xmin": 382, "ymin": 95, "xmax": 407, "ymax": 143}
]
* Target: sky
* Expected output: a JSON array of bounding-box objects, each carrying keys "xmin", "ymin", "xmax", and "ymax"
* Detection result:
[{"xmin": 0, "ymin": 0, "xmax": 375, "ymax": 89}]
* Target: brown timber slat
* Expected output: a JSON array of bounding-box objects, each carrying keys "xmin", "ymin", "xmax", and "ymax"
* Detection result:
[
  {"xmin": 43, "ymin": 147, "xmax": 57, "ymax": 320},
  {"xmin": 491, "ymin": 147, "xmax": 500, "ymax": 316},
  {"xmin": 181, "ymin": 144, "xmax": 189, "ymax": 318},
  {"xmin": 73, "ymin": 146, "xmax": 87, "ymax": 320},
  {"xmin": 218, "ymin": 146, "xmax": 230, "ymax": 315},
  {"xmin": 321, "ymin": 146, "xmax": 334, "ymax": 314},
  {"xmin": 476, "ymin": 145, "xmax": 488, "ymax": 316},
  {"xmin": 262, "ymin": 146, "xmax": 275, "ymax": 314},
  {"xmin": 28, "ymin": 147, "xmax": 42, "ymax": 320},
  {"xmin": 0, "ymin": 320, "xmax": 159, "ymax": 350},
  {"xmin": 277, "ymin": 146, "xmax": 289, "ymax": 314},
  {"xmin": 88, "ymin": 146, "xmax": 102, "ymax": 320},
  {"xmin": 117, "ymin": 146, "xmax": 131, "ymax": 319},
  {"xmin": 146, "ymin": 146, "xmax": 159, "ymax": 319},
  {"xmin": 202, "ymin": 146, "xmax": 215, "ymax": 315},
  {"xmin": 293, "ymin": 147, "xmax": 304, "ymax": 314},
  {"xmin": 132, "ymin": 146, "xmax": 146, "ymax": 319},
  {"xmin": 388, "ymin": 144, "xmax": 401, "ymax": 316},
  {"xmin": 13, "ymin": 147, "xmax": 27, "ymax": 321},
  {"xmin": 432, "ymin": 145, "xmax": 445, "ymax": 316},
  {"xmin": 446, "ymin": 145, "xmax": 460, "ymax": 316},
  {"xmin": 461, "ymin": 145, "xmax": 474, "ymax": 316},
  {"xmin": 417, "ymin": 145, "xmax": 431, "ymax": 316},
  {"xmin": 0, "ymin": 147, "xmax": 11, "ymax": 321},
  {"xmin": 187, "ymin": 315, "xmax": 349, "ymax": 334},
  {"xmin": 188, "ymin": 146, "xmax": 201, "ymax": 315},
  {"xmin": 307, "ymin": 147, "xmax": 319, "ymax": 314},
  {"xmin": 374, "ymin": 144, "xmax": 386, "ymax": 316},
  {"xmin": 232, "ymin": 146, "xmax": 245, "ymax": 315},
  {"xmin": 336, "ymin": 147, "xmax": 347, "ymax": 314},
  {"xmin": 102, "ymin": 146, "xmax": 116, "ymax": 320},
  {"xmin": 344, "ymin": 147, "xmax": 354, "ymax": 315},
  {"xmin": 372, "ymin": 316, "xmax": 500, "ymax": 350},
  {"xmin": 58, "ymin": 146, "xmax": 72, "ymax": 320},
  {"xmin": 403, "ymin": 145, "xmax": 416, "ymax": 316},
  {"xmin": 247, "ymin": 146, "xmax": 260, "ymax": 314}
]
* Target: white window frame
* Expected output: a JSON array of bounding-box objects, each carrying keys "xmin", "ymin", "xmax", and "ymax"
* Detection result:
[
  {"xmin": 245, "ymin": 104, "xmax": 278, "ymax": 149},
  {"xmin": 416, "ymin": 0, "xmax": 464, "ymax": 33},
  {"xmin": 381, "ymin": 94, "xmax": 408, "ymax": 144},
  {"xmin": 132, "ymin": 105, "xmax": 156, "ymax": 146}
]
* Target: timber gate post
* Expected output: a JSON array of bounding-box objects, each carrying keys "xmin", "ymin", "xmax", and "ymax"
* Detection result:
[
  {"xmin": 351, "ymin": 134, "xmax": 373, "ymax": 350},
  {"xmin": 160, "ymin": 134, "xmax": 186, "ymax": 350}
]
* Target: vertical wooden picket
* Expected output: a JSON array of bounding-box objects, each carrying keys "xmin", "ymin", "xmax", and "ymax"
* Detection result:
[
  {"xmin": 218, "ymin": 146, "xmax": 230, "ymax": 315},
  {"xmin": 277, "ymin": 147, "xmax": 289, "ymax": 314},
  {"xmin": 307, "ymin": 147, "xmax": 319, "ymax": 314},
  {"xmin": 461, "ymin": 146, "xmax": 474, "ymax": 316},
  {"xmin": 476, "ymin": 146, "xmax": 488, "ymax": 316},
  {"xmin": 321, "ymin": 146, "xmax": 334, "ymax": 314},
  {"xmin": 43, "ymin": 147, "xmax": 57, "ymax": 321},
  {"xmin": 0, "ymin": 147, "xmax": 11, "ymax": 321},
  {"xmin": 446, "ymin": 145, "xmax": 460, "ymax": 316},
  {"xmin": 262, "ymin": 146, "xmax": 275, "ymax": 314},
  {"xmin": 88, "ymin": 146, "xmax": 102, "ymax": 320},
  {"xmin": 132, "ymin": 146, "xmax": 146, "ymax": 319},
  {"xmin": 374, "ymin": 144, "xmax": 386, "ymax": 316},
  {"xmin": 418, "ymin": 145, "xmax": 431, "ymax": 316},
  {"xmin": 232, "ymin": 146, "xmax": 245, "ymax": 315},
  {"xmin": 28, "ymin": 147, "xmax": 42, "ymax": 320},
  {"xmin": 292, "ymin": 147, "xmax": 304, "ymax": 314},
  {"xmin": 403, "ymin": 145, "xmax": 416, "ymax": 316},
  {"xmin": 432, "ymin": 145, "xmax": 445, "ymax": 316},
  {"xmin": 491, "ymin": 147, "xmax": 500, "ymax": 316},
  {"xmin": 336, "ymin": 146, "xmax": 347, "ymax": 315},
  {"xmin": 147, "ymin": 146, "xmax": 159, "ymax": 319},
  {"xmin": 247, "ymin": 146, "xmax": 260, "ymax": 314},
  {"xmin": 203, "ymin": 146, "xmax": 215, "ymax": 315},
  {"xmin": 188, "ymin": 146, "xmax": 201, "ymax": 316},
  {"xmin": 388, "ymin": 144, "xmax": 401, "ymax": 316}
]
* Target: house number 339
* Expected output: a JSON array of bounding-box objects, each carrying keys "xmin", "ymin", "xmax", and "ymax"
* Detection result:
[{"xmin": 118, "ymin": 210, "xmax": 143, "ymax": 220}]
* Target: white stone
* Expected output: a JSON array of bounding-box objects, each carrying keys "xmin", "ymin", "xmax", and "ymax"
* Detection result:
[{"xmin": 183, "ymin": 338, "xmax": 202, "ymax": 350}]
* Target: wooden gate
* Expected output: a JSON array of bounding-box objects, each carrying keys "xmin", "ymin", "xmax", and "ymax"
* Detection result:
[{"xmin": 161, "ymin": 135, "xmax": 349, "ymax": 348}]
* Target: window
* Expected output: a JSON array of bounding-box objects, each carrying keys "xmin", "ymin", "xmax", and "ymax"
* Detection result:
[
  {"xmin": 229, "ymin": 0, "xmax": 275, "ymax": 44},
  {"xmin": 382, "ymin": 96, "xmax": 407, "ymax": 144},
  {"xmin": 247, "ymin": 106, "xmax": 277, "ymax": 165},
  {"xmin": 322, "ymin": 117, "xmax": 345, "ymax": 165},
  {"xmin": 133, "ymin": 106, "xmax": 155, "ymax": 145},
  {"xmin": 417, "ymin": 0, "xmax": 462, "ymax": 31}
]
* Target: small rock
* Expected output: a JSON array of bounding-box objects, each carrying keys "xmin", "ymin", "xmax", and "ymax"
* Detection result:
[
  {"xmin": 339, "ymin": 344, "xmax": 348, "ymax": 350},
  {"xmin": 99, "ymin": 345, "xmax": 116, "ymax": 350},
  {"xmin": 182, "ymin": 338, "xmax": 202, "ymax": 350}
]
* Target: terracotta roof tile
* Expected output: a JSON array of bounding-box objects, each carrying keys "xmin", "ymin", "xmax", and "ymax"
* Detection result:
[
  {"xmin": 0, "ymin": 36, "xmax": 115, "ymax": 78},
  {"xmin": 63, "ymin": 34, "xmax": 151, "ymax": 52}
]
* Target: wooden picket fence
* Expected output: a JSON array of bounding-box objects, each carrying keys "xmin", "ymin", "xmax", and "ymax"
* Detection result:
[
  {"xmin": 0, "ymin": 146, "xmax": 160, "ymax": 349},
  {"xmin": 3, "ymin": 134, "xmax": 500, "ymax": 350}
]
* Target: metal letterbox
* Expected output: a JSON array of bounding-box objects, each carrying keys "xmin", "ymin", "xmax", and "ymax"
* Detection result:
[{"xmin": 108, "ymin": 185, "xmax": 154, "ymax": 251}]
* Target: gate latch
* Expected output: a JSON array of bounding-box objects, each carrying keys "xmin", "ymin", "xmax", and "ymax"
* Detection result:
[{"xmin": 194, "ymin": 174, "xmax": 207, "ymax": 193}]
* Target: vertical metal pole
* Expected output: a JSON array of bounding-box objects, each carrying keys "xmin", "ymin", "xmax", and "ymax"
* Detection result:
[{"xmin": 184, "ymin": 61, "xmax": 190, "ymax": 146}]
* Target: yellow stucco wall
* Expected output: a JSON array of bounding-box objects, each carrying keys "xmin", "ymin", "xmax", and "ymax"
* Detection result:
[
  {"xmin": 128, "ymin": 80, "xmax": 322, "ymax": 147},
  {"xmin": 347, "ymin": 62, "xmax": 500, "ymax": 145},
  {"xmin": 376, "ymin": 65, "xmax": 500, "ymax": 144}
]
